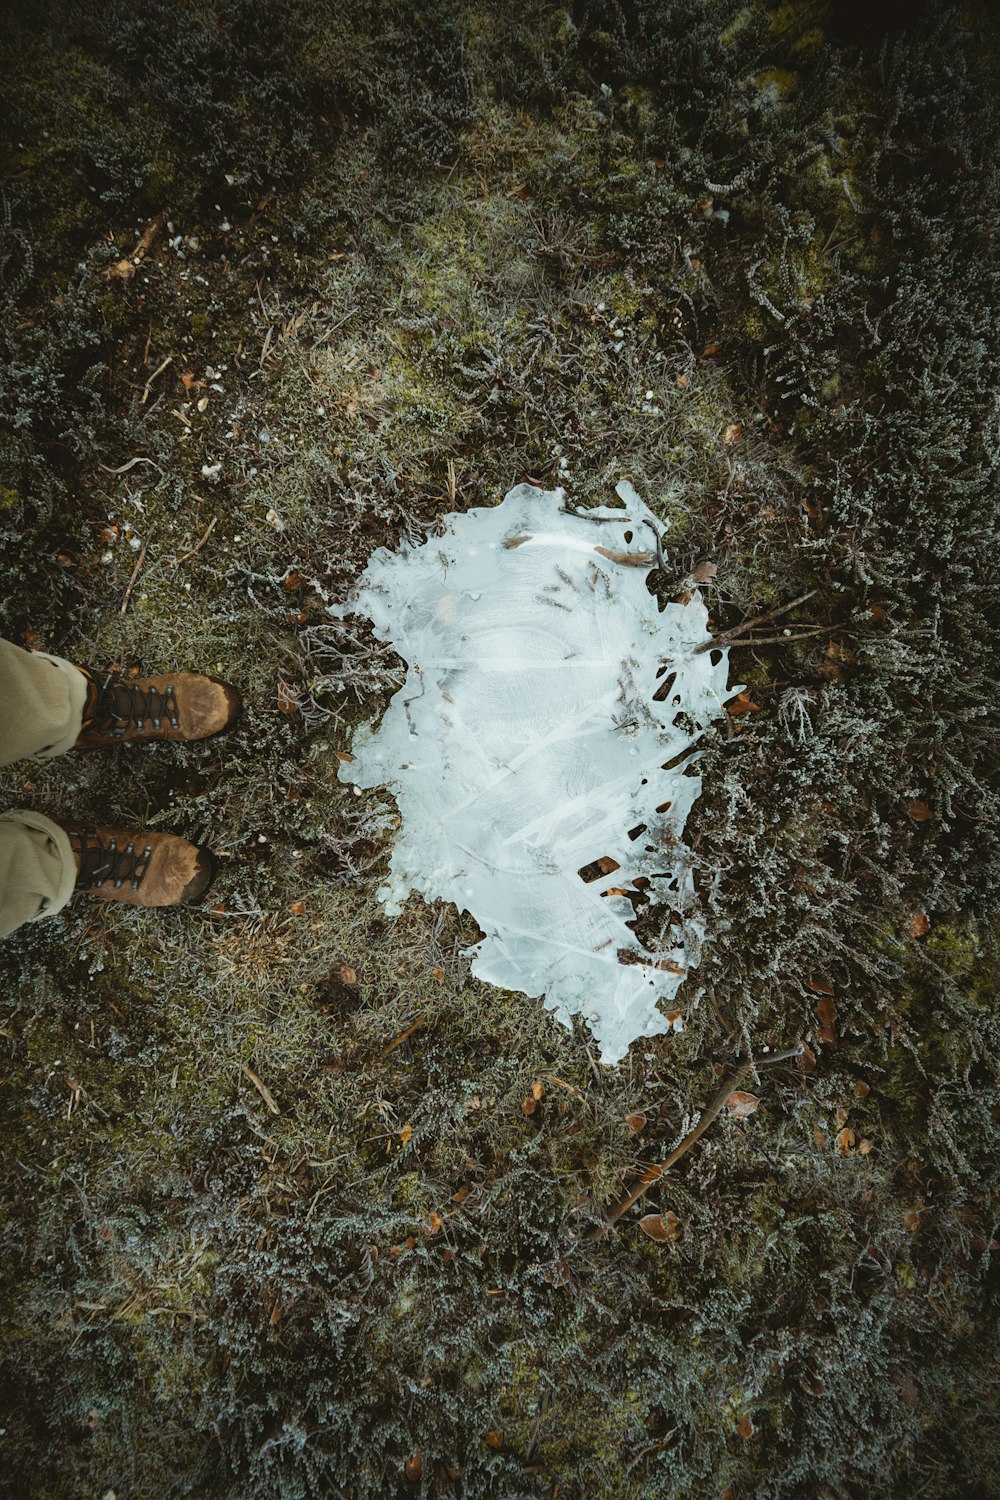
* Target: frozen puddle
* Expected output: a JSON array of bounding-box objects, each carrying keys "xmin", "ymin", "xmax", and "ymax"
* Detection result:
[{"xmin": 333, "ymin": 482, "xmax": 736, "ymax": 1063}]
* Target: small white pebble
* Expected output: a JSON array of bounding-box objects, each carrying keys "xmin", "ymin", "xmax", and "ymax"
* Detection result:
[
  {"xmin": 257, "ymin": 834, "xmax": 268, "ymax": 843},
  {"xmin": 645, "ymin": 390, "xmax": 654, "ymax": 400}
]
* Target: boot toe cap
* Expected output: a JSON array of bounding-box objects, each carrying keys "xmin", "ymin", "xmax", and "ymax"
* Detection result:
[{"xmin": 179, "ymin": 845, "xmax": 216, "ymax": 904}]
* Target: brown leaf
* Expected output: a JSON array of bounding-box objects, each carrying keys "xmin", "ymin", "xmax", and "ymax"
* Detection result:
[
  {"xmin": 907, "ymin": 799, "xmax": 934, "ymax": 823},
  {"xmin": 638, "ymin": 1212, "xmax": 679, "ymax": 1242},
  {"xmin": 288, "ymin": 900, "xmax": 306, "ymax": 916},
  {"xmin": 625, "ymin": 1112, "xmax": 647, "ymax": 1134},
  {"xmin": 276, "ymin": 680, "xmax": 299, "ymax": 715},
  {"xmin": 531, "ymin": 1079, "xmax": 545, "ymax": 1101},
  {"xmin": 485, "ymin": 1430, "xmax": 503, "ymax": 1450},
  {"xmin": 727, "ymin": 690, "xmax": 761, "ymax": 716},
  {"xmin": 398, "ymin": 1124, "xmax": 413, "ymax": 1147},
  {"xmin": 282, "ymin": 570, "xmax": 305, "ymax": 591},
  {"xmin": 690, "ymin": 560, "xmax": 718, "ymax": 585},
  {"xmin": 854, "ymin": 1080, "xmax": 870, "ymax": 1099},
  {"xmin": 722, "ymin": 423, "xmax": 743, "ymax": 444},
  {"xmin": 835, "ymin": 1126, "xmax": 856, "ymax": 1153},
  {"xmin": 725, "ymin": 1090, "xmax": 760, "ymax": 1118},
  {"xmin": 404, "ymin": 1451, "xmax": 422, "ymax": 1483},
  {"xmin": 338, "ymin": 964, "xmax": 358, "ymax": 987},
  {"xmin": 908, "ymin": 911, "xmax": 930, "ymax": 938},
  {"xmin": 425, "ymin": 1211, "xmax": 444, "ymax": 1235},
  {"xmin": 858, "ymin": 1137, "xmax": 873, "ymax": 1155},
  {"xmin": 521, "ymin": 1096, "xmax": 537, "ymax": 1116},
  {"xmin": 904, "ymin": 1204, "xmax": 925, "ymax": 1232},
  {"xmin": 735, "ymin": 1413, "xmax": 754, "ymax": 1440},
  {"xmin": 805, "ymin": 974, "xmax": 835, "ymax": 996},
  {"xmin": 797, "ymin": 1043, "xmax": 817, "ymax": 1075},
  {"xmin": 675, "ymin": 372, "xmax": 690, "ymax": 388},
  {"xmin": 891, "ymin": 1371, "xmax": 919, "ymax": 1409},
  {"xmin": 814, "ymin": 996, "xmax": 838, "ymax": 1047}
]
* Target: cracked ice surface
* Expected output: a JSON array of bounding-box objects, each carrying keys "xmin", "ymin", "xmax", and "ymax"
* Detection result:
[{"xmin": 333, "ymin": 482, "xmax": 736, "ymax": 1063}]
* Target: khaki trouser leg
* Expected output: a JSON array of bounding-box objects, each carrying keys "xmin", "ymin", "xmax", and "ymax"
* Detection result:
[
  {"xmin": 0, "ymin": 811, "xmax": 76, "ymax": 936},
  {"xmin": 0, "ymin": 637, "xmax": 88, "ymax": 764},
  {"xmin": 0, "ymin": 638, "xmax": 87, "ymax": 933}
]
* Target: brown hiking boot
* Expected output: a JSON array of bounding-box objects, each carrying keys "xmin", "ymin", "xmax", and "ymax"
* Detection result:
[
  {"xmin": 60, "ymin": 823, "xmax": 216, "ymax": 907},
  {"xmin": 73, "ymin": 665, "xmax": 242, "ymax": 748}
]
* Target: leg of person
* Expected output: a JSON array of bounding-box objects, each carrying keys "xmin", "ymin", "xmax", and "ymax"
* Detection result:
[
  {"xmin": 0, "ymin": 810, "xmax": 76, "ymax": 938},
  {"xmin": 0, "ymin": 808, "xmax": 218, "ymax": 937},
  {"xmin": 0, "ymin": 638, "xmax": 88, "ymax": 766}
]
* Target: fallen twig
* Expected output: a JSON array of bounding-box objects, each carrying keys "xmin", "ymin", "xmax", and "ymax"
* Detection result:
[
  {"xmin": 695, "ymin": 590, "xmax": 819, "ymax": 652},
  {"xmin": 119, "ymin": 530, "xmax": 154, "ymax": 615},
  {"xmin": 580, "ymin": 1043, "xmax": 803, "ymax": 1242},
  {"xmin": 728, "ymin": 625, "xmax": 840, "ymax": 649},
  {"xmin": 141, "ymin": 353, "xmax": 173, "ymax": 405},
  {"xmin": 172, "ymin": 516, "xmax": 217, "ymax": 567}
]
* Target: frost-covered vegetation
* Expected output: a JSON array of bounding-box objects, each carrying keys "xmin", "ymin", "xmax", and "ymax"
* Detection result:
[{"xmin": 0, "ymin": 2, "xmax": 997, "ymax": 1497}]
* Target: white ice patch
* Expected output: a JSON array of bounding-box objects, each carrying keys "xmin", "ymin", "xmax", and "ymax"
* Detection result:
[{"xmin": 332, "ymin": 482, "xmax": 737, "ymax": 1063}]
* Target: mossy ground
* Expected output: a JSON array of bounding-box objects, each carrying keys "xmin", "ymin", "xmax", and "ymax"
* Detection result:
[{"xmin": 1, "ymin": 3, "xmax": 998, "ymax": 1498}]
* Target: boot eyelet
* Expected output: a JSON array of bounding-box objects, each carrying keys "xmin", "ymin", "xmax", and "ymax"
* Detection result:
[
  {"xmin": 114, "ymin": 878, "xmax": 123, "ymax": 889},
  {"xmin": 170, "ymin": 717, "xmax": 179, "ymax": 727},
  {"xmin": 152, "ymin": 718, "xmax": 161, "ymax": 729}
]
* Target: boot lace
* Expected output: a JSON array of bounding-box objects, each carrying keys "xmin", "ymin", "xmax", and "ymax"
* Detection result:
[
  {"xmin": 69, "ymin": 828, "xmax": 153, "ymax": 892},
  {"xmin": 83, "ymin": 669, "xmax": 180, "ymax": 738}
]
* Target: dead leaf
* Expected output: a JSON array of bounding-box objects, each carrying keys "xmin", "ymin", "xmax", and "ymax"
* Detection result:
[
  {"xmin": 425, "ymin": 1211, "xmax": 444, "ymax": 1234},
  {"xmin": 858, "ymin": 1137, "xmax": 873, "ymax": 1155},
  {"xmin": 485, "ymin": 1430, "xmax": 503, "ymax": 1450},
  {"xmin": 854, "ymin": 1080, "xmax": 870, "ymax": 1099},
  {"xmin": 722, "ymin": 423, "xmax": 743, "ymax": 444},
  {"xmin": 797, "ymin": 1043, "xmax": 817, "ymax": 1075},
  {"xmin": 404, "ymin": 1451, "xmax": 422, "ymax": 1482},
  {"xmin": 338, "ymin": 964, "xmax": 358, "ymax": 987},
  {"xmin": 283, "ymin": 570, "xmax": 305, "ymax": 590},
  {"xmin": 675, "ymin": 372, "xmax": 690, "ymax": 388},
  {"xmin": 399, "ymin": 1124, "xmax": 413, "ymax": 1147},
  {"xmin": 806, "ymin": 975, "xmax": 835, "ymax": 996},
  {"xmin": 639, "ymin": 1211, "xmax": 679, "ymax": 1241},
  {"xmin": 690, "ymin": 560, "xmax": 718, "ymax": 585},
  {"xmin": 908, "ymin": 911, "xmax": 930, "ymax": 938},
  {"xmin": 735, "ymin": 1413, "xmax": 754, "ymax": 1440},
  {"xmin": 276, "ymin": 680, "xmax": 299, "ymax": 715},
  {"xmin": 907, "ymin": 799, "xmax": 934, "ymax": 823},
  {"xmin": 521, "ymin": 1096, "xmax": 538, "ymax": 1116},
  {"xmin": 288, "ymin": 900, "xmax": 306, "ymax": 916},
  {"xmin": 727, "ymin": 690, "xmax": 761, "ymax": 716},
  {"xmin": 814, "ymin": 996, "xmax": 838, "ymax": 1047},
  {"xmin": 725, "ymin": 1090, "xmax": 760, "ymax": 1117},
  {"xmin": 625, "ymin": 1112, "xmax": 647, "ymax": 1134},
  {"xmin": 904, "ymin": 1204, "xmax": 925, "ymax": 1232},
  {"xmin": 836, "ymin": 1126, "xmax": 856, "ymax": 1153}
]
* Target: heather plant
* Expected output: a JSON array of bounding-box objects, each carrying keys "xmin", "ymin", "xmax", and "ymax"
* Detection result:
[{"xmin": 0, "ymin": 3, "xmax": 997, "ymax": 1499}]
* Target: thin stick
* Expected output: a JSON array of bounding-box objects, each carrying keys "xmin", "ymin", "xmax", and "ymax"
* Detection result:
[
  {"xmin": 694, "ymin": 589, "xmax": 819, "ymax": 652},
  {"xmin": 141, "ymin": 354, "xmax": 173, "ymax": 405},
  {"xmin": 172, "ymin": 516, "xmax": 217, "ymax": 567},
  {"xmin": 581, "ymin": 1043, "xmax": 803, "ymax": 1242},
  {"xmin": 728, "ymin": 625, "xmax": 839, "ymax": 649},
  {"xmin": 119, "ymin": 530, "xmax": 154, "ymax": 614},
  {"xmin": 381, "ymin": 1018, "xmax": 426, "ymax": 1057},
  {"xmin": 241, "ymin": 1062, "xmax": 281, "ymax": 1115}
]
